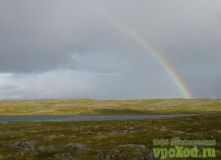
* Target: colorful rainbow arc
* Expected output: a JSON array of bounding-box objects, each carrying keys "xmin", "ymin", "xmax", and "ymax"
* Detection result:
[{"xmin": 109, "ymin": 16, "xmax": 192, "ymax": 98}]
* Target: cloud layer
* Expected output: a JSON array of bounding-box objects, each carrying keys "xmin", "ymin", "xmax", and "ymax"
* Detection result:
[{"xmin": 0, "ymin": 0, "xmax": 221, "ymax": 99}]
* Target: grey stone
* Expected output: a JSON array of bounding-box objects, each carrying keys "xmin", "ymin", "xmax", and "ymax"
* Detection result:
[
  {"xmin": 60, "ymin": 143, "xmax": 87, "ymax": 150},
  {"xmin": 118, "ymin": 144, "xmax": 146, "ymax": 150},
  {"xmin": 160, "ymin": 126, "xmax": 169, "ymax": 132},
  {"xmin": 127, "ymin": 127, "xmax": 134, "ymax": 131},
  {"xmin": 10, "ymin": 140, "xmax": 37, "ymax": 152},
  {"xmin": 146, "ymin": 153, "xmax": 155, "ymax": 160},
  {"xmin": 39, "ymin": 146, "xmax": 57, "ymax": 153},
  {"xmin": 54, "ymin": 153, "xmax": 73, "ymax": 159}
]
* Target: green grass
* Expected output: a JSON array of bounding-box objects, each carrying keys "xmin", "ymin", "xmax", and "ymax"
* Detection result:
[
  {"xmin": 0, "ymin": 114, "xmax": 220, "ymax": 159},
  {"xmin": 0, "ymin": 99, "xmax": 221, "ymax": 115}
]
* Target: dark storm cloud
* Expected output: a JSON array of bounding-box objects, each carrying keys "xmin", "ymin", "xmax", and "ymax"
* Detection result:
[{"xmin": 0, "ymin": 0, "xmax": 221, "ymax": 99}]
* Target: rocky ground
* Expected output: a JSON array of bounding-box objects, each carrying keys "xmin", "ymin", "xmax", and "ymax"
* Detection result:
[{"xmin": 0, "ymin": 114, "xmax": 220, "ymax": 159}]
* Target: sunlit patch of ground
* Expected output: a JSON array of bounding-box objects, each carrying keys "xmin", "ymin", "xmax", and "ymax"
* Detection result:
[{"xmin": 0, "ymin": 99, "xmax": 221, "ymax": 115}]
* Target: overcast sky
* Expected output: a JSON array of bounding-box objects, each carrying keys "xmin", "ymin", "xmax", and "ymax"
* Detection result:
[{"xmin": 0, "ymin": 0, "xmax": 221, "ymax": 99}]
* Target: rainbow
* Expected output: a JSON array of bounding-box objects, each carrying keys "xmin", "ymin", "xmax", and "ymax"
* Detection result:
[{"xmin": 109, "ymin": 15, "xmax": 192, "ymax": 98}]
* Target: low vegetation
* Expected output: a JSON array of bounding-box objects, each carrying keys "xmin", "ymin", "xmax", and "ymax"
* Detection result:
[
  {"xmin": 0, "ymin": 114, "xmax": 220, "ymax": 159},
  {"xmin": 0, "ymin": 99, "xmax": 221, "ymax": 115},
  {"xmin": 0, "ymin": 99, "xmax": 220, "ymax": 159}
]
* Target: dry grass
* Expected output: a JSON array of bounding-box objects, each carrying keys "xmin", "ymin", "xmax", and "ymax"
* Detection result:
[{"xmin": 0, "ymin": 99, "xmax": 221, "ymax": 115}]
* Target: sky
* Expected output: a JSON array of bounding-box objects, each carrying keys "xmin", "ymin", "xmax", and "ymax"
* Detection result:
[{"xmin": 0, "ymin": 0, "xmax": 221, "ymax": 99}]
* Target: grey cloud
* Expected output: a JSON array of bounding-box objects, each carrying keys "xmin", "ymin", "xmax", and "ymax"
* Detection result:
[{"xmin": 0, "ymin": 0, "xmax": 221, "ymax": 98}]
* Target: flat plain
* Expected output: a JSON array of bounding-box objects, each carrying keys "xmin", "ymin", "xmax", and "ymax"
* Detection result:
[
  {"xmin": 0, "ymin": 99, "xmax": 220, "ymax": 160},
  {"xmin": 0, "ymin": 99, "xmax": 221, "ymax": 115}
]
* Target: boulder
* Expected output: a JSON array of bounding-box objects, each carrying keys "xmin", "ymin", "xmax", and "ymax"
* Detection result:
[
  {"xmin": 54, "ymin": 153, "xmax": 73, "ymax": 159},
  {"xmin": 10, "ymin": 140, "xmax": 37, "ymax": 152}
]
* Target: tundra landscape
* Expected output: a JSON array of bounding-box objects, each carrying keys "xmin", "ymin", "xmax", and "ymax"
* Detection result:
[
  {"xmin": 1, "ymin": 0, "xmax": 221, "ymax": 159},
  {"xmin": 0, "ymin": 99, "xmax": 220, "ymax": 159}
]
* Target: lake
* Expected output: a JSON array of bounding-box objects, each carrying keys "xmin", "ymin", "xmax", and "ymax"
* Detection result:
[{"xmin": 0, "ymin": 114, "xmax": 197, "ymax": 122}]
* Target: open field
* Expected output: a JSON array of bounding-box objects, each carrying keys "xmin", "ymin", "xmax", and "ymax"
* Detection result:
[
  {"xmin": 0, "ymin": 99, "xmax": 221, "ymax": 115},
  {"xmin": 0, "ymin": 114, "xmax": 220, "ymax": 160},
  {"xmin": 0, "ymin": 99, "xmax": 220, "ymax": 159}
]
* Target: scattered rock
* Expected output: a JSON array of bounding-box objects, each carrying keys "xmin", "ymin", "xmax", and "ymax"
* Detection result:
[
  {"xmin": 72, "ymin": 127, "xmax": 81, "ymax": 131},
  {"xmin": 96, "ymin": 132, "xmax": 103, "ymax": 136},
  {"xmin": 134, "ymin": 144, "xmax": 146, "ymax": 150},
  {"xmin": 146, "ymin": 153, "xmax": 155, "ymax": 160},
  {"xmin": 94, "ymin": 125, "xmax": 100, "ymax": 129},
  {"xmin": 160, "ymin": 126, "xmax": 168, "ymax": 132},
  {"xmin": 10, "ymin": 140, "xmax": 37, "ymax": 152},
  {"xmin": 118, "ymin": 144, "xmax": 146, "ymax": 150},
  {"xmin": 111, "ymin": 150, "xmax": 119, "ymax": 159},
  {"xmin": 123, "ymin": 130, "xmax": 129, "ymax": 133},
  {"xmin": 54, "ymin": 153, "xmax": 73, "ymax": 159},
  {"xmin": 127, "ymin": 127, "xmax": 134, "ymax": 131},
  {"xmin": 60, "ymin": 143, "xmax": 87, "ymax": 151},
  {"xmin": 171, "ymin": 137, "xmax": 180, "ymax": 141},
  {"xmin": 81, "ymin": 130, "xmax": 94, "ymax": 135},
  {"xmin": 96, "ymin": 151, "xmax": 115, "ymax": 159},
  {"xmin": 39, "ymin": 146, "xmax": 57, "ymax": 153},
  {"xmin": 96, "ymin": 151, "xmax": 105, "ymax": 158}
]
